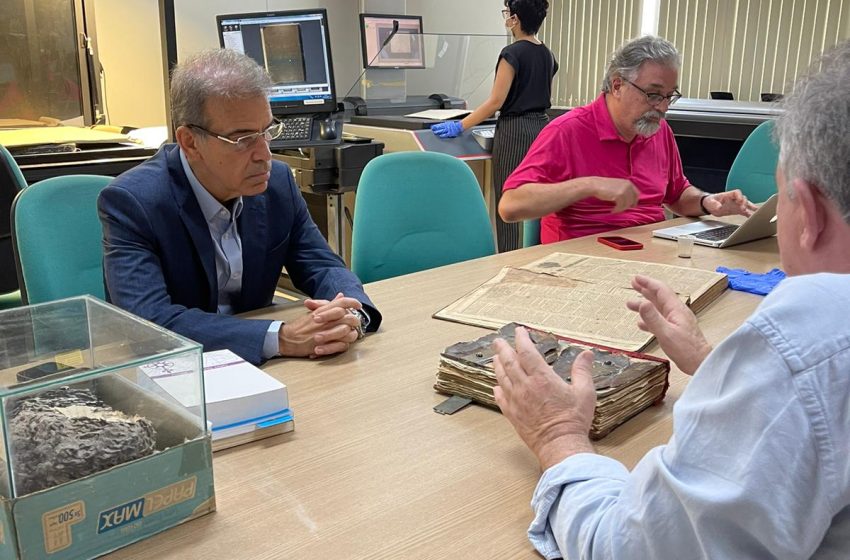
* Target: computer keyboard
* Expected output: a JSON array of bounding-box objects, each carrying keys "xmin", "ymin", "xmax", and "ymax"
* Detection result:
[
  {"xmin": 277, "ymin": 116, "xmax": 312, "ymax": 140},
  {"xmin": 693, "ymin": 224, "xmax": 739, "ymax": 241}
]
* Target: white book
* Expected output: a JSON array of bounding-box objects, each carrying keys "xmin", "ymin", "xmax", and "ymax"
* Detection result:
[
  {"xmin": 138, "ymin": 349, "xmax": 294, "ymax": 449},
  {"xmin": 404, "ymin": 108, "xmax": 471, "ymax": 120}
]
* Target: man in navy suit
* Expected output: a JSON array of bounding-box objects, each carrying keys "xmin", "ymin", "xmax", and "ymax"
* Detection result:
[{"xmin": 98, "ymin": 49, "xmax": 380, "ymax": 365}]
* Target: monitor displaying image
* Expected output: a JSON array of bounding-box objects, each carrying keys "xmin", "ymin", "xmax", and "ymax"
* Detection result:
[
  {"xmin": 359, "ymin": 14, "xmax": 425, "ymax": 69},
  {"xmin": 260, "ymin": 24, "xmax": 306, "ymax": 84},
  {"xmin": 217, "ymin": 9, "xmax": 337, "ymax": 115}
]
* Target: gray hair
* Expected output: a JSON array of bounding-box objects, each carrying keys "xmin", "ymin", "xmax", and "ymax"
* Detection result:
[
  {"xmin": 774, "ymin": 41, "xmax": 850, "ymax": 222},
  {"xmin": 170, "ymin": 48, "xmax": 272, "ymax": 128},
  {"xmin": 602, "ymin": 36, "xmax": 681, "ymax": 92}
]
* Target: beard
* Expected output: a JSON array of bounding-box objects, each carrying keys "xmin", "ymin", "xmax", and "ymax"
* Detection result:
[{"xmin": 634, "ymin": 110, "xmax": 665, "ymax": 137}]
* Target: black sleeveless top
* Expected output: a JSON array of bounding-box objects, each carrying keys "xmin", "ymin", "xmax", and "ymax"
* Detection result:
[{"xmin": 498, "ymin": 40, "xmax": 559, "ymax": 116}]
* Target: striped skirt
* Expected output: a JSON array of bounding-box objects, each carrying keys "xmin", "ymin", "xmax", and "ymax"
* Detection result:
[{"xmin": 491, "ymin": 111, "xmax": 549, "ymax": 252}]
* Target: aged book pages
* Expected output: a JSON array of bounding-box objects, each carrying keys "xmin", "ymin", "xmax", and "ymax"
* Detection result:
[
  {"xmin": 434, "ymin": 253, "xmax": 727, "ymax": 351},
  {"xmin": 434, "ymin": 323, "xmax": 670, "ymax": 440}
]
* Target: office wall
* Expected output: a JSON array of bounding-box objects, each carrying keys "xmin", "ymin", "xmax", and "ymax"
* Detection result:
[
  {"xmin": 93, "ymin": 0, "xmax": 166, "ymax": 128},
  {"xmin": 406, "ymin": 0, "xmax": 505, "ymax": 35},
  {"xmin": 94, "ymin": 0, "xmax": 504, "ymax": 127}
]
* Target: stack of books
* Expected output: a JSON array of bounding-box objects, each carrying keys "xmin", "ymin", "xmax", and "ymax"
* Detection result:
[
  {"xmin": 140, "ymin": 349, "xmax": 294, "ymax": 451},
  {"xmin": 435, "ymin": 323, "xmax": 669, "ymax": 440}
]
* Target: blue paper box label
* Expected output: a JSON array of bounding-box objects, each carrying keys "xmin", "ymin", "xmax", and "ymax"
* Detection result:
[{"xmin": 97, "ymin": 476, "xmax": 197, "ymax": 534}]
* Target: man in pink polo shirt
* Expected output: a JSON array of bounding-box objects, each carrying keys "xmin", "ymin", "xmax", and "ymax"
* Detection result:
[{"xmin": 499, "ymin": 36, "xmax": 756, "ymax": 243}]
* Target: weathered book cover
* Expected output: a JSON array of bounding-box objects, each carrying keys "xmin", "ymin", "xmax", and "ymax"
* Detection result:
[{"xmin": 435, "ymin": 323, "xmax": 670, "ymax": 440}]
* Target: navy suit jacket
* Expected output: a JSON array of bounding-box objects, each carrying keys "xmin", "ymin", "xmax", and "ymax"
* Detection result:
[{"xmin": 98, "ymin": 144, "xmax": 380, "ymax": 364}]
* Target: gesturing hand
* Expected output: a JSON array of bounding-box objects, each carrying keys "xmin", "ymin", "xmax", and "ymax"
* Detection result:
[
  {"xmin": 703, "ymin": 189, "xmax": 758, "ymax": 217},
  {"xmin": 279, "ymin": 293, "xmax": 363, "ymax": 358},
  {"xmin": 625, "ymin": 275, "xmax": 712, "ymax": 375},
  {"xmin": 493, "ymin": 327, "xmax": 596, "ymax": 471},
  {"xmin": 592, "ymin": 178, "xmax": 640, "ymax": 213}
]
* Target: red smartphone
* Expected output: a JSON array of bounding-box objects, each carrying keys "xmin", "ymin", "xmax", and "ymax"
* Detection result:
[{"xmin": 597, "ymin": 235, "xmax": 644, "ymax": 250}]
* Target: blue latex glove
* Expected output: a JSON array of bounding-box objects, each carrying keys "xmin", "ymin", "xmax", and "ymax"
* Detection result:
[
  {"xmin": 431, "ymin": 120, "xmax": 464, "ymax": 138},
  {"xmin": 716, "ymin": 267, "xmax": 786, "ymax": 296}
]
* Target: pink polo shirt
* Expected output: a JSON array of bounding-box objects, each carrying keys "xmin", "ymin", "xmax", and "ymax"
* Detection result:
[{"xmin": 503, "ymin": 93, "xmax": 690, "ymax": 243}]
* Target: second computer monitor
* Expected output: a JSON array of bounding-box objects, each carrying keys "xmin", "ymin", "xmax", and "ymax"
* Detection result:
[
  {"xmin": 217, "ymin": 9, "xmax": 337, "ymax": 116},
  {"xmin": 359, "ymin": 13, "xmax": 425, "ymax": 69}
]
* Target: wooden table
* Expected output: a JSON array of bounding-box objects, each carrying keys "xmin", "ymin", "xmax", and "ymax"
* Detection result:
[{"xmin": 110, "ymin": 220, "xmax": 780, "ymax": 559}]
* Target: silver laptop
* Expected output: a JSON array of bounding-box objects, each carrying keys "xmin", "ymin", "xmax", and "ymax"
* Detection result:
[{"xmin": 652, "ymin": 194, "xmax": 778, "ymax": 248}]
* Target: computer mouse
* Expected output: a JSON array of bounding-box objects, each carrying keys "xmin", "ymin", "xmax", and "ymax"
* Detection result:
[{"xmin": 319, "ymin": 118, "xmax": 337, "ymax": 140}]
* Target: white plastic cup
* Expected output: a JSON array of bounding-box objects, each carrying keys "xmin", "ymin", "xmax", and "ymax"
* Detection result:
[{"xmin": 677, "ymin": 234, "xmax": 696, "ymax": 258}]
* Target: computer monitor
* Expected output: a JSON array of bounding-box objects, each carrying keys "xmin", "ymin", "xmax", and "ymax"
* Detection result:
[
  {"xmin": 359, "ymin": 14, "xmax": 425, "ymax": 69},
  {"xmin": 216, "ymin": 9, "xmax": 337, "ymax": 116}
]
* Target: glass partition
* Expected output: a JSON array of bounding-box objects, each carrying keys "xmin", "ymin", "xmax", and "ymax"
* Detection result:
[{"xmin": 344, "ymin": 32, "xmax": 508, "ymax": 112}]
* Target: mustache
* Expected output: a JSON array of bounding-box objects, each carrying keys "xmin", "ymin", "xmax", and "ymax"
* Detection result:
[{"xmin": 640, "ymin": 109, "xmax": 665, "ymax": 121}]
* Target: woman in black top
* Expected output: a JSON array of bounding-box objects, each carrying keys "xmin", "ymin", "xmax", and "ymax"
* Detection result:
[{"xmin": 432, "ymin": 0, "xmax": 557, "ymax": 252}]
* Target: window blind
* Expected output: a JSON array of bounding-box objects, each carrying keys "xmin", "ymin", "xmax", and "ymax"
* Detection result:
[
  {"xmin": 541, "ymin": 0, "xmax": 849, "ymax": 105},
  {"xmin": 659, "ymin": 0, "xmax": 849, "ymax": 101},
  {"xmin": 540, "ymin": 0, "xmax": 641, "ymax": 106}
]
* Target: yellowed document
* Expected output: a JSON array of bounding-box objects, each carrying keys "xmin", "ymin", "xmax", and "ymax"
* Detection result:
[{"xmin": 434, "ymin": 253, "xmax": 727, "ymax": 351}]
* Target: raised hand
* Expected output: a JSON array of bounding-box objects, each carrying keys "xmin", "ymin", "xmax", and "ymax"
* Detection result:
[
  {"xmin": 703, "ymin": 190, "xmax": 759, "ymax": 217},
  {"xmin": 592, "ymin": 178, "xmax": 640, "ymax": 213},
  {"xmin": 626, "ymin": 275, "xmax": 712, "ymax": 375}
]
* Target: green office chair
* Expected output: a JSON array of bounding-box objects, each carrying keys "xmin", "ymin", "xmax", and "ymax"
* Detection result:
[
  {"xmin": 352, "ymin": 151, "xmax": 495, "ymax": 283},
  {"xmin": 725, "ymin": 120, "xmax": 779, "ymax": 203},
  {"xmin": 0, "ymin": 144, "xmax": 29, "ymax": 309},
  {"xmin": 522, "ymin": 219, "xmax": 541, "ymax": 247},
  {"xmin": 12, "ymin": 174, "xmax": 113, "ymax": 304}
]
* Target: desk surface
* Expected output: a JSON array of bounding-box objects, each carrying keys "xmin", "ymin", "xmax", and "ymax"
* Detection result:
[
  {"xmin": 344, "ymin": 123, "xmax": 492, "ymax": 161},
  {"xmin": 109, "ymin": 220, "xmax": 780, "ymax": 559}
]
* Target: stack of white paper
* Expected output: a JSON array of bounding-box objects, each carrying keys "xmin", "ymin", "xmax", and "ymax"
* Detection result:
[{"xmin": 138, "ymin": 349, "xmax": 294, "ymax": 451}]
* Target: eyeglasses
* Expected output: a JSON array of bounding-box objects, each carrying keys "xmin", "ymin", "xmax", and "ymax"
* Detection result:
[
  {"xmin": 623, "ymin": 79, "xmax": 682, "ymax": 106},
  {"xmin": 501, "ymin": 9, "xmax": 513, "ymax": 19},
  {"xmin": 187, "ymin": 120, "xmax": 283, "ymax": 151}
]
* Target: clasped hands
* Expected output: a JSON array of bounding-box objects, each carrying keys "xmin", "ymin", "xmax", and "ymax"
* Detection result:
[
  {"xmin": 493, "ymin": 274, "xmax": 712, "ymax": 470},
  {"xmin": 278, "ymin": 293, "xmax": 364, "ymax": 359}
]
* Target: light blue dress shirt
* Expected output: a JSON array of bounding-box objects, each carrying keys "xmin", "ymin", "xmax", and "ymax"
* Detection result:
[
  {"xmin": 529, "ymin": 273, "xmax": 850, "ymax": 559},
  {"xmin": 180, "ymin": 150, "xmax": 281, "ymax": 358}
]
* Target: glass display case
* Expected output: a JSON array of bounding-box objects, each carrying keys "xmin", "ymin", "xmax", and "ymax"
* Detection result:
[{"xmin": 0, "ymin": 296, "xmax": 206, "ymax": 499}]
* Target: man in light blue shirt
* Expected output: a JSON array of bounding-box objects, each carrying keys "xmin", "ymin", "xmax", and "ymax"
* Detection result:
[{"xmin": 492, "ymin": 42, "xmax": 850, "ymax": 559}]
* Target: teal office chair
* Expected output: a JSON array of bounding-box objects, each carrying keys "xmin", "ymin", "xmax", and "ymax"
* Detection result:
[
  {"xmin": 0, "ymin": 145, "xmax": 29, "ymax": 309},
  {"xmin": 352, "ymin": 151, "xmax": 495, "ymax": 283},
  {"xmin": 725, "ymin": 120, "xmax": 779, "ymax": 203},
  {"xmin": 522, "ymin": 218, "xmax": 540, "ymax": 248},
  {"xmin": 12, "ymin": 174, "xmax": 113, "ymax": 304}
]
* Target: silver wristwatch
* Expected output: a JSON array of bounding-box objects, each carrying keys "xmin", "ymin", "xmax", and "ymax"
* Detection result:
[{"xmin": 349, "ymin": 308, "xmax": 369, "ymax": 339}]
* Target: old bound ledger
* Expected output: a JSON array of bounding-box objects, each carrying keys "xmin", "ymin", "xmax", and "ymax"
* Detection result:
[
  {"xmin": 435, "ymin": 323, "xmax": 670, "ymax": 440},
  {"xmin": 434, "ymin": 252, "xmax": 727, "ymax": 352}
]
